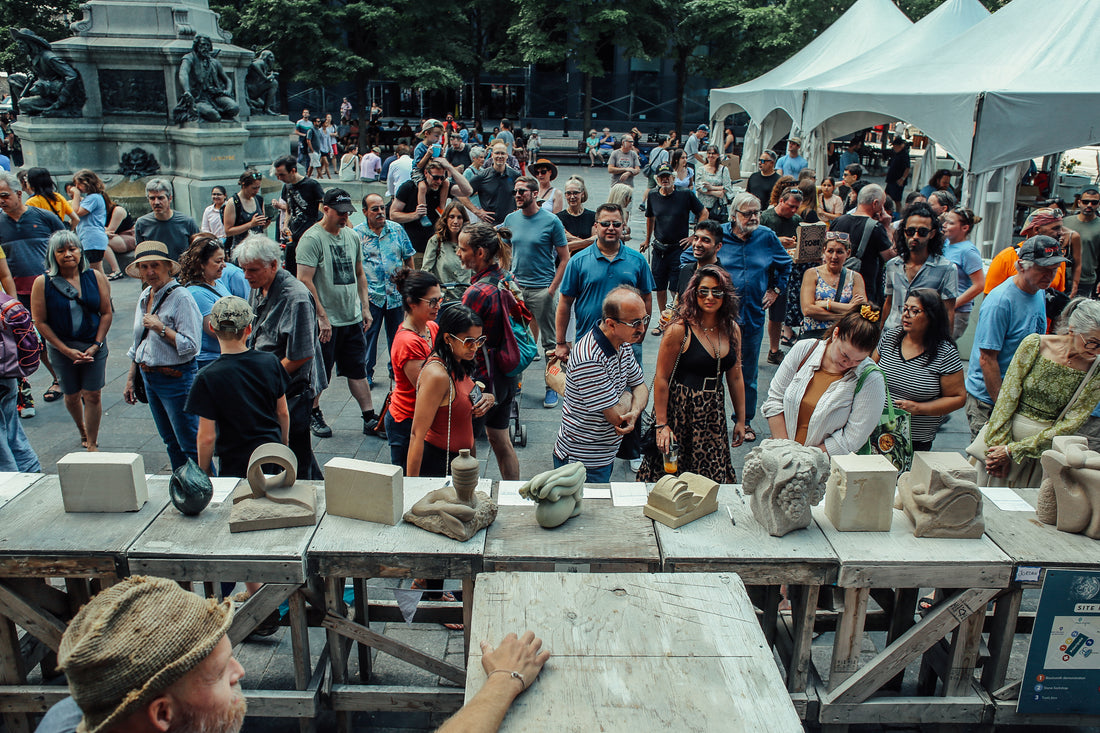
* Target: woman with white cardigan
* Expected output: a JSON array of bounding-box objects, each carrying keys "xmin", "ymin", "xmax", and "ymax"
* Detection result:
[{"xmin": 762, "ymin": 305, "xmax": 886, "ymax": 456}]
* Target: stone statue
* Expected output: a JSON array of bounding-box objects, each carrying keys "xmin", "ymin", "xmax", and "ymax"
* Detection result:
[
  {"xmin": 1038, "ymin": 436, "xmax": 1100, "ymax": 539},
  {"xmin": 742, "ymin": 439, "xmax": 829, "ymax": 537},
  {"xmin": 895, "ymin": 452, "xmax": 984, "ymax": 539},
  {"xmin": 518, "ymin": 462, "xmax": 586, "ymax": 528},
  {"xmin": 245, "ymin": 50, "xmax": 279, "ymax": 115},
  {"xmin": 173, "ymin": 34, "xmax": 239, "ymax": 124},
  {"xmin": 117, "ymin": 148, "xmax": 161, "ymax": 179},
  {"xmin": 404, "ymin": 451, "xmax": 497, "ymax": 541},
  {"xmin": 7, "ymin": 28, "xmax": 85, "ymax": 117}
]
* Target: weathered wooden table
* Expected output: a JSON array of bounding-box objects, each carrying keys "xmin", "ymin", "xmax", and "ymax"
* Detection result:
[
  {"xmin": 811, "ymin": 505, "xmax": 1013, "ymax": 730},
  {"xmin": 0, "ymin": 474, "xmax": 169, "ymax": 733},
  {"xmin": 979, "ymin": 487, "xmax": 1100, "ymax": 728},
  {"xmin": 656, "ymin": 484, "xmax": 838, "ymax": 713},
  {"xmin": 466, "ymin": 571, "xmax": 803, "ymax": 732},
  {"xmin": 307, "ymin": 477, "xmax": 486, "ymax": 729},
  {"xmin": 127, "ymin": 478, "xmax": 325, "ymax": 733}
]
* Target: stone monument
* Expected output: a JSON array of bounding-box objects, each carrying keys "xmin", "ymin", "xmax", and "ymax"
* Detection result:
[
  {"xmin": 1038, "ymin": 436, "xmax": 1100, "ymax": 539},
  {"xmin": 742, "ymin": 439, "xmax": 829, "ymax": 537},
  {"xmin": 10, "ymin": 0, "xmax": 290, "ymax": 218},
  {"xmin": 895, "ymin": 452, "xmax": 985, "ymax": 539}
]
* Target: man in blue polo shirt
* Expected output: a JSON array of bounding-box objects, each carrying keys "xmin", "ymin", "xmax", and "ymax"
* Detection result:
[{"xmin": 680, "ymin": 190, "xmax": 791, "ymax": 442}]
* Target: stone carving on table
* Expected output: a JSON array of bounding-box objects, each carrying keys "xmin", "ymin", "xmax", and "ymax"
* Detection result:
[
  {"xmin": 245, "ymin": 50, "xmax": 280, "ymax": 115},
  {"xmin": 895, "ymin": 452, "xmax": 984, "ymax": 539},
  {"xmin": 57, "ymin": 452, "xmax": 147, "ymax": 513},
  {"xmin": 118, "ymin": 148, "xmax": 162, "ymax": 179},
  {"xmin": 7, "ymin": 29, "xmax": 86, "ymax": 117},
  {"xmin": 518, "ymin": 462, "xmax": 586, "ymax": 528},
  {"xmin": 99, "ymin": 70, "xmax": 168, "ymax": 115},
  {"xmin": 742, "ymin": 439, "xmax": 829, "ymax": 537},
  {"xmin": 324, "ymin": 457, "xmax": 403, "ymax": 525},
  {"xmin": 1038, "ymin": 436, "xmax": 1100, "ymax": 539},
  {"xmin": 404, "ymin": 449, "xmax": 497, "ymax": 541},
  {"xmin": 644, "ymin": 472, "xmax": 719, "ymax": 528},
  {"xmin": 173, "ymin": 34, "xmax": 239, "ymax": 124},
  {"xmin": 229, "ymin": 443, "xmax": 316, "ymax": 532},
  {"xmin": 824, "ymin": 454, "xmax": 898, "ymax": 531},
  {"xmin": 169, "ymin": 459, "xmax": 213, "ymax": 516}
]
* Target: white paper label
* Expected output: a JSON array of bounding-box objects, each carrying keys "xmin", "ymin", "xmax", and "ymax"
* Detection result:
[
  {"xmin": 1015, "ymin": 566, "xmax": 1042, "ymax": 583},
  {"xmin": 496, "ymin": 481, "xmax": 529, "ymax": 506},
  {"xmin": 981, "ymin": 487, "xmax": 1035, "ymax": 512},
  {"xmin": 610, "ymin": 482, "xmax": 648, "ymax": 507}
]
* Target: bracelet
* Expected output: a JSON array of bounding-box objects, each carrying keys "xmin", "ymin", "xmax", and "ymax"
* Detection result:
[
  {"xmin": 489, "ymin": 669, "xmax": 526, "ymax": 689},
  {"xmin": 826, "ymin": 299, "xmax": 831, "ymax": 312},
  {"xmin": 656, "ymin": 424, "xmax": 668, "ymax": 430},
  {"xmin": 556, "ymin": 341, "xmax": 567, "ymax": 345}
]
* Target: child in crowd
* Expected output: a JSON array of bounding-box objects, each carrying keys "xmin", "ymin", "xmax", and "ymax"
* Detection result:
[{"xmin": 412, "ymin": 119, "xmax": 450, "ymax": 225}]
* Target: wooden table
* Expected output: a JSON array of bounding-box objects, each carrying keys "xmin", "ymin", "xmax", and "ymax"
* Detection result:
[
  {"xmin": 0, "ymin": 475, "xmax": 169, "ymax": 733},
  {"xmin": 307, "ymin": 477, "xmax": 487, "ymax": 728},
  {"xmin": 656, "ymin": 485, "xmax": 837, "ymax": 705},
  {"xmin": 466, "ymin": 571, "xmax": 803, "ymax": 732},
  {"xmin": 128, "ymin": 478, "xmax": 324, "ymax": 732},
  {"xmin": 979, "ymin": 488, "xmax": 1100, "ymax": 728},
  {"xmin": 811, "ymin": 506, "xmax": 1012, "ymax": 729}
]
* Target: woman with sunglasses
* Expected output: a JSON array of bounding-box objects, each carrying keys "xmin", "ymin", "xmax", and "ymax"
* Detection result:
[
  {"xmin": 942, "ymin": 207, "xmax": 985, "ymax": 340},
  {"xmin": 800, "ymin": 231, "xmax": 867, "ymax": 338},
  {"xmin": 531, "ymin": 158, "xmax": 563, "ymax": 214},
  {"xmin": 881, "ymin": 202, "xmax": 958, "ymax": 330},
  {"xmin": 222, "ymin": 169, "xmax": 269, "ymax": 257},
  {"xmin": 637, "ymin": 265, "xmax": 745, "ymax": 483},
  {"xmin": 423, "ymin": 201, "xmax": 472, "ymax": 303},
  {"xmin": 179, "ymin": 233, "xmax": 231, "ymax": 369},
  {"xmin": 695, "ymin": 145, "xmax": 733, "ymax": 221}
]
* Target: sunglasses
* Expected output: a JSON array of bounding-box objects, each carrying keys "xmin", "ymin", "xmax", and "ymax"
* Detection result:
[
  {"xmin": 247, "ymin": 172, "xmax": 262, "ymax": 181},
  {"xmin": 825, "ymin": 232, "xmax": 850, "ymax": 242},
  {"xmin": 513, "ymin": 189, "xmax": 532, "ymax": 195},
  {"xmin": 533, "ymin": 169, "xmax": 551, "ymax": 175},
  {"xmin": 613, "ymin": 316, "xmax": 651, "ymax": 329},
  {"xmin": 1082, "ymin": 199, "xmax": 1100, "ymax": 207},
  {"xmin": 419, "ymin": 296, "xmax": 443, "ymax": 308},
  {"xmin": 696, "ymin": 287, "xmax": 726, "ymax": 299},
  {"xmin": 758, "ymin": 159, "xmax": 771, "ymax": 163},
  {"xmin": 904, "ymin": 226, "xmax": 932, "ymax": 237},
  {"xmin": 448, "ymin": 334, "xmax": 487, "ymax": 348},
  {"xmin": 597, "ymin": 221, "xmax": 623, "ymax": 228},
  {"xmin": 565, "ymin": 190, "xmax": 582, "ymax": 196},
  {"xmin": 430, "ymin": 175, "xmax": 446, "ymax": 182}
]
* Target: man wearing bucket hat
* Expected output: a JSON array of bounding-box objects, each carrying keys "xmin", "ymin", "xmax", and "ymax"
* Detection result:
[
  {"xmin": 124, "ymin": 241, "xmax": 204, "ymax": 471},
  {"xmin": 984, "ymin": 208, "xmax": 1069, "ymax": 295}
]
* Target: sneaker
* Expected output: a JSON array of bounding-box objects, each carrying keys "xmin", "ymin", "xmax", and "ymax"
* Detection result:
[
  {"xmin": 767, "ymin": 349, "xmax": 785, "ymax": 365},
  {"xmin": 629, "ymin": 457, "xmax": 643, "ymax": 472},
  {"xmin": 310, "ymin": 408, "xmax": 333, "ymax": 438},
  {"xmin": 363, "ymin": 416, "xmax": 381, "ymax": 436},
  {"xmin": 543, "ymin": 388, "xmax": 559, "ymax": 409},
  {"xmin": 532, "ymin": 351, "xmax": 542, "ymax": 361},
  {"xmin": 19, "ymin": 404, "xmax": 34, "ymax": 419}
]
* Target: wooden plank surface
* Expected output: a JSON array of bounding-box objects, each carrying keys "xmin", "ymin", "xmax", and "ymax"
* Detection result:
[
  {"xmin": 483, "ymin": 501, "xmax": 660, "ymax": 572},
  {"xmin": 467, "ymin": 572, "xmax": 801, "ymax": 732},
  {"xmin": 656, "ymin": 485, "xmax": 838, "ymax": 584},
  {"xmin": 0, "ymin": 474, "xmax": 43, "ymax": 512},
  {"xmin": 981, "ymin": 488, "xmax": 1100, "ymax": 585},
  {"xmin": 127, "ymin": 479, "xmax": 324, "ymax": 583},
  {"xmin": 0, "ymin": 475, "xmax": 169, "ymax": 558},
  {"xmin": 811, "ymin": 506, "xmax": 1012, "ymax": 589},
  {"xmin": 308, "ymin": 478, "xmax": 486, "ymax": 578}
]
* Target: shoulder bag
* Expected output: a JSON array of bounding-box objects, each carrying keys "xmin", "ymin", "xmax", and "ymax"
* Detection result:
[
  {"xmin": 131, "ymin": 284, "xmax": 179, "ymax": 404},
  {"xmin": 843, "ymin": 217, "xmax": 876, "ymax": 273},
  {"xmin": 854, "ymin": 363, "xmax": 913, "ymax": 472}
]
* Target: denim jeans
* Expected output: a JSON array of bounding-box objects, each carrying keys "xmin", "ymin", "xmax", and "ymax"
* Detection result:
[
  {"xmin": 0, "ymin": 378, "xmax": 40, "ymax": 472},
  {"xmin": 385, "ymin": 412, "xmax": 412, "ymax": 472},
  {"xmin": 364, "ymin": 303, "xmax": 404, "ymax": 382},
  {"xmin": 553, "ymin": 452, "xmax": 612, "ymax": 483},
  {"xmin": 143, "ymin": 364, "xmax": 199, "ymax": 470},
  {"xmin": 740, "ymin": 325, "xmax": 764, "ymax": 423}
]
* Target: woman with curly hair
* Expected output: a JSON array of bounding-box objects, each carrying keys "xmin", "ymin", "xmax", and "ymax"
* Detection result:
[
  {"xmin": 637, "ymin": 264, "xmax": 745, "ymax": 483},
  {"xmin": 422, "ymin": 201, "xmax": 471, "ymax": 302},
  {"xmin": 179, "ymin": 233, "xmax": 230, "ymax": 368}
]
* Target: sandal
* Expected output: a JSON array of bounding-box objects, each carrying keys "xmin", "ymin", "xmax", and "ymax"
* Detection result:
[
  {"xmin": 744, "ymin": 423, "xmax": 757, "ymax": 443},
  {"xmin": 108, "ymin": 271, "xmax": 126, "ymax": 281},
  {"xmin": 780, "ymin": 334, "xmax": 797, "ymax": 347},
  {"xmin": 43, "ymin": 380, "xmax": 62, "ymax": 402},
  {"xmin": 79, "ymin": 427, "xmax": 88, "ymax": 449},
  {"xmin": 411, "ymin": 579, "xmax": 456, "ymax": 602},
  {"xmin": 917, "ymin": 594, "xmax": 937, "ymax": 617}
]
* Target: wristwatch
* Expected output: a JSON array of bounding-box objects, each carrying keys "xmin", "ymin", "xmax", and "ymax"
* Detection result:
[
  {"xmin": 160, "ymin": 326, "xmax": 167, "ymax": 338},
  {"xmin": 771, "ymin": 287, "xmax": 782, "ymax": 295}
]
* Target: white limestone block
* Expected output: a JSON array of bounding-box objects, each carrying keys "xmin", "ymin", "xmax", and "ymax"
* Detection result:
[
  {"xmin": 824, "ymin": 454, "xmax": 898, "ymax": 531},
  {"xmin": 57, "ymin": 452, "xmax": 147, "ymax": 513},
  {"xmin": 910, "ymin": 451, "xmax": 977, "ymax": 493},
  {"xmin": 324, "ymin": 458, "xmax": 403, "ymax": 525}
]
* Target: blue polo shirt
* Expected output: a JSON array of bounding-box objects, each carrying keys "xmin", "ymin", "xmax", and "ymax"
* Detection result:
[
  {"xmin": 964, "ymin": 277, "xmax": 1046, "ymax": 405},
  {"xmin": 680, "ymin": 223, "xmax": 791, "ymax": 335},
  {"xmin": 561, "ymin": 243, "xmax": 655, "ymax": 339}
]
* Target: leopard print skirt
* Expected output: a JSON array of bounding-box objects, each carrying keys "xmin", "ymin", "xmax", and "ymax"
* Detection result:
[{"xmin": 637, "ymin": 380, "xmax": 735, "ymax": 484}]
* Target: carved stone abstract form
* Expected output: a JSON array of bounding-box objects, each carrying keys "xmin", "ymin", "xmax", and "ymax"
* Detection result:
[
  {"xmin": 896, "ymin": 452, "xmax": 984, "ymax": 539},
  {"xmin": 173, "ymin": 34, "xmax": 239, "ymax": 124},
  {"xmin": 404, "ymin": 451, "xmax": 497, "ymax": 541},
  {"xmin": 229, "ymin": 443, "xmax": 316, "ymax": 532},
  {"xmin": 8, "ymin": 28, "xmax": 85, "ymax": 117},
  {"xmin": 245, "ymin": 50, "xmax": 280, "ymax": 115},
  {"xmin": 742, "ymin": 439, "xmax": 829, "ymax": 537},
  {"xmin": 824, "ymin": 454, "xmax": 898, "ymax": 531},
  {"xmin": 644, "ymin": 472, "xmax": 719, "ymax": 528},
  {"xmin": 518, "ymin": 462, "xmax": 586, "ymax": 528},
  {"xmin": 1038, "ymin": 436, "xmax": 1100, "ymax": 539}
]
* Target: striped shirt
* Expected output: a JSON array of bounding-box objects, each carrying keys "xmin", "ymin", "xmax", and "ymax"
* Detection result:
[
  {"xmin": 127, "ymin": 280, "xmax": 202, "ymax": 366},
  {"xmin": 876, "ymin": 327, "xmax": 964, "ymax": 444},
  {"xmin": 554, "ymin": 327, "xmax": 645, "ymax": 469}
]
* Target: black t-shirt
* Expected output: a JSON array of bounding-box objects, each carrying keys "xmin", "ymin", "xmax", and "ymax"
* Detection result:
[
  {"xmin": 446, "ymin": 147, "xmax": 472, "ymax": 170},
  {"xmin": 747, "ymin": 171, "xmax": 780, "ymax": 207},
  {"xmin": 185, "ymin": 349, "xmax": 290, "ymax": 477},
  {"xmin": 557, "ymin": 209, "xmax": 596, "ymax": 240},
  {"xmin": 282, "ymin": 177, "xmax": 325, "ymax": 244},
  {"xmin": 646, "ymin": 189, "xmax": 704, "ymax": 245},
  {"xmin": 394, "ymin": 179, "xmax": 444, "ymax": 253},
  {"xmin": 831, "ymin": 213, "xmax": 892, "ymax": 305},
  {"xmin": 885, "ymin": 146, "xmax": 910, "ymax": 193}
]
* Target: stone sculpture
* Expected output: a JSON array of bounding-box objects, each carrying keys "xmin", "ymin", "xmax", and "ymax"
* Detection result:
[
  {"xmin": 644, "ymin": 472, "xmax": 719, "ymax": 528},
  {"xmin": 1038, "ymin": 436, "xmax": 1100, "ymax": 539},
  {"xmin": 742, "ymin": 439, "xmax": 829, "ymax": 537},
  {"xmin": 229, "ymin": 443, "xmax": 316, "ymax": 532},
  {"xmin": 324, "ymin": 457, "xmax": 403, "ymax": 525},
  {"xmin": 169, "ymin": 459, "xmax": 213, "ymax": 516},
  {"xmin": 173, "ymin": 35, "xmax": 239, "ymax": 124},
  {"xmin": 57, "ymin": 452, "xmax": 147, "ymax": 512},
  {"xmin": 245, "ymin": 50, "xmax": 280, "ymax": 115},
  {"xmin": 404, "ymin": 450, "xmax": 497, "ymax": 541},
  {"xmin": 824, "ymin": 454, "xmax": 898, "ymax": 531},
  {"xmin": 8, "ymin": 28, "xmax": 85, "ymax": 117},
  {"xmin": 896, "ymin": 452, "xmax": 984, "ymax": 538},
  {"xmin": 518, "ymin": 462, "xmax": 586, "ymax": 528},
  {"xmin": 118, "ymin": 148, "xmax": 161, "ymax": 179}
]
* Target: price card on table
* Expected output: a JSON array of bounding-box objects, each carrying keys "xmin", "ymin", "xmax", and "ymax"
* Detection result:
[
  {"xmin": 611, "ymin": 482, "xmax": 648, "ymax": 507},
  {"xmin": 496, "ymin": 481, "xmax": 528, "ymax": 506},
  {"xmin": 981, "ymin": 486, "xmax": 1036, "ymax": 512}
]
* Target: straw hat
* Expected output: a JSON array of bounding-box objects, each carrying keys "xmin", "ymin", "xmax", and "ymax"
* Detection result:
[
  {"xmin": 530, "ymin": 158, "xmax": 558, "ymax": 180},
  {"xmin": 57, "ymin": 576, "xmax": 234, "ymax": 733},
  {"xmin": 125, "ymin": 240, "xmax": 182, "ymax": 278}
]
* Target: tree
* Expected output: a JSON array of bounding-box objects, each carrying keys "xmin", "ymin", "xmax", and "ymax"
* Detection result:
[
  {"xmin": 0, "ymin": 0, "xmax": 80, "ymax": 76},
  {"xmin": 455, "ymin": 0, "xmax": 516, "ymax": 125}
]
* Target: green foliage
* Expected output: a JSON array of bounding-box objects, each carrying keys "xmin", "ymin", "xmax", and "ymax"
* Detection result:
[{"xmin": 0, "ymin": 0, "xmax": 80, "ymax": 75}]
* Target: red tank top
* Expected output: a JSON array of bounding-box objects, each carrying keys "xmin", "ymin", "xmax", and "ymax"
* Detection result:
[{"xmin": 423, "ymin": 358, "xmax": 475, "ymax": 452}]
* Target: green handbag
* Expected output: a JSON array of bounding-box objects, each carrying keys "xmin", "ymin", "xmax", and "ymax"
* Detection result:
[{"xmin": 854, "ymin": 364, "xmax": 913, "ymax": 472}]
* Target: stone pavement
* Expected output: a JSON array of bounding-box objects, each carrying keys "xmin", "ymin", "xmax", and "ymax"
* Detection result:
[{"xmin": 16, "ymin": 163, "xmax": 982, "ymax": 732}]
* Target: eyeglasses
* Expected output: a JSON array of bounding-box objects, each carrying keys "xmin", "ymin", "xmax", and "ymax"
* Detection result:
[
  {"xmin": 1078, "ymin": 333, "xmax": 1100, "ymax": 350},
  {"xmin": 613, "ymin": 316, "xmax": 651, "ymax": 329},
  {"xmin": 448, "ymin": 334, "xmax": 487, "ymax": 348},
  {"xmin": 901, "ymin": 306, "xmax": 924, "ymax": 316},
  {"xmin": 696, "ymin": 287, "xmax": 726, "ymax": 299},
  {"xmin": 565, "ymin": 190, "xmax": 582, "ymax": 196},
  {"xmin": 736, "ymin": 209, "xmax": 760, "ymax": 218},
  {"xmin": 597, "ymin": 221, "xmax": 623, "ymax": 228},
  {"xmin": 430, "ymin": 175, "xmax": 446, "ymax": 182},
  {"xmin": 904, "ymin": 226, "xmax": 932, "ymax": 237},
  {"xmin": 419, "ymin": 296, "xmax": 443, "ymax": 308}
]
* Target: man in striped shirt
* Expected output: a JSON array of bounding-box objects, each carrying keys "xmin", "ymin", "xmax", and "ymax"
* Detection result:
[{"xmin": 553, "ymin": 287, "xmax": 649, "ymax": 481}]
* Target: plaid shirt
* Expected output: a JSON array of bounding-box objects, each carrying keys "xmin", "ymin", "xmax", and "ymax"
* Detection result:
[{"xmin": 462, "ymin": 264, "xmax": 512, "ymax": 384}]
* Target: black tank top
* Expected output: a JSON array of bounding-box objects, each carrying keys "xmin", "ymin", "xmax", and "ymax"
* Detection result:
[{"xmin": 225, "ymin": 192, "xmax": 265, "ymax": 251}]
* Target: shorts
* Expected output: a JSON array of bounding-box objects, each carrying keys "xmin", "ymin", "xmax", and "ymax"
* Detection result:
[
  {"xmin": 768, "ymin": 285, "xmax": 786, "ymax": 322},
  {"xmin": 309, "ymin": 152, "xmax": 322, "ymax": 167},
  {"xmin": 650, "ymin": 245, "xmax": 681, "ymax": 292},
  {"xmin": 473, "ymin": 375, "xmax": 516, "ymax": 432},
  {"xmin": 85, "ymin": 248, "xmax": 105, "ymax": 264},
  {"xmin": 320, "ymin": 322, "xmax": 368, "ymax": 381},
  {"xmin": 48, "ymin": 343, "xmax": 108, "ymax": 395}
]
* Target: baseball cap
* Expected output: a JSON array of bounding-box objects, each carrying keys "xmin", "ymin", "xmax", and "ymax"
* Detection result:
[
  {"xmin": 654, "ymin": 163, "xmax": 673, "ymax": 177},
  {"xmin": 323, "ymin": 188, "xmax": 355, "ymax": 214},
  {"xmin": 788, "ymin": 136, "xmax": 802, "ymax": 145},
  {"xmin": 696, "ymin": 124, "xmax": 709, "ymax": 132},
  {"xmin": 210, "ymin": 296, "xmax": 254, "ymax": 331},
  {"xmin": 420, "ymin": 118, "xmax": 443, "ymax": 134},
  {"xmin": 1017, "ymin": 235, "xmax": 1069, "ymax": 267}
]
